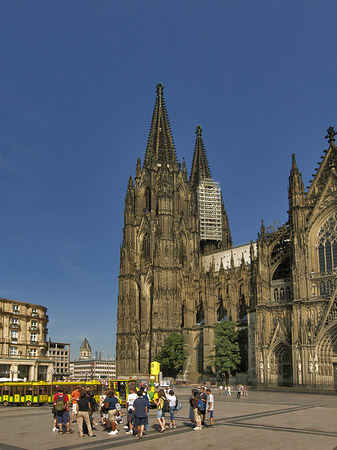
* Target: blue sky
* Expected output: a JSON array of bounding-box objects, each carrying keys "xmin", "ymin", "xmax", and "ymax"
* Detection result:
[{"xmin": 1, "ymin": 1, "xmax": 337, "ymax": 359}]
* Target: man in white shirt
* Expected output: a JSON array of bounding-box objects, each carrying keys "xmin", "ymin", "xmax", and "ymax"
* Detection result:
[
  {"xmin": 125, "ymin": 388, "xmax": 138, "ymax": 434},
  {"xmin": 206, "ymin": 388, "xmax": 214, "ymax": 428}
]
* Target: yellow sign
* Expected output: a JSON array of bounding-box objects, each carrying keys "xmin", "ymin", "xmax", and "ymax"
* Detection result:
[{"xmin": 150, "ymin": 361, "xmax": 160, "ymax": 376}]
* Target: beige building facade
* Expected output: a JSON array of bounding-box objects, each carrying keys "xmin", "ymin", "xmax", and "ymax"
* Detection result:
[
  {"xmin": 116, "ymin": 84, "xmax": 337, "ymax": 389},
  {"xmin": 0, "ymin": 298, "xmax": 53, "ymax": 381},
  {"xmin": 47, "ymin": 340, "xmax": 70, "ymax": 379}
]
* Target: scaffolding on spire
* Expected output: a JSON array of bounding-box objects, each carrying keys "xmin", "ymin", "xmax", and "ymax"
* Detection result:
[{"xmin": 197, "ymin": 178, "xmax": 222, "ymax": 241}]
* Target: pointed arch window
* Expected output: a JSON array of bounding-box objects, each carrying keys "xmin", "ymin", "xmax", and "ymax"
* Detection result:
[
  {"xmin": 317, "ymin": 213, "xmax": 337, "ymax": 273},
  {"xmin": 145, "ymin": 187, "xmax": 151, "ymax": 213},
  {"xmin": 179, "ymin": 239, "xmax": 186, "ymax": 266},
  {"xmin": 196, "ymin": 297, "xmax": 204, "ymax": 326},
  {"xmin": 142, "ymin": 234, "xmax": 150, "ymax": 261}
]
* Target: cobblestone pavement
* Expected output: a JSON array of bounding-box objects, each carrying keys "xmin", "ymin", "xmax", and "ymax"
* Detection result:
[{"xmin": 1, "ymin": 388, "xmax": 337, "ymax": 450}]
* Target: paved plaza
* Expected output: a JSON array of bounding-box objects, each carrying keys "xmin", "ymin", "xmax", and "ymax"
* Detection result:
[{"xmin": 1, "ymin": 388, "xmax": 337, "ymax": 450}]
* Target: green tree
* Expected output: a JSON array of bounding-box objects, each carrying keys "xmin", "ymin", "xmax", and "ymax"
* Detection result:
[
  {"xmin": 155, "ymin": 332, "xmax": 187, "ymax": 378},
  {"xmin": 210, "ymin": 321, "xmax": 241, "ymax": 375}
]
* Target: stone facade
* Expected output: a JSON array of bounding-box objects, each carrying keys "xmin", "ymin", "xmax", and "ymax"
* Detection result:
[
  {"xmin": 0, "ymin": 298, "xmax": 53, "ymax": 381},
  {"xmin": 116, "ymin": 84, "xmax": 337, "ymax": 388}
]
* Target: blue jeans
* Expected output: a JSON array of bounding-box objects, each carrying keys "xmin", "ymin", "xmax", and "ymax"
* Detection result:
[{"xmin": 169, "ymin": 407, "xmax": 175, "ymax": 421}]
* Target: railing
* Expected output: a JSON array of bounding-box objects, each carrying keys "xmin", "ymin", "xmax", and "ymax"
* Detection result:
[
  {"xmin": 0, "ymin": 354, "xmax": 53, "ymax": 361},
  {"xmin": 271, "ymin": 278, "xmax": 292, "ymax": 304},
  {"xmin": 310, "ymin": 270, "xmax": 337, "ymax": 298}
]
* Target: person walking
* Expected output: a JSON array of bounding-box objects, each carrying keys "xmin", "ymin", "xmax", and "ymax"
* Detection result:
[
  {"xmin": 133, "ymin": 390, "xmax": 148, "ymax": 439},
  {"xmin": 206, "ymin": 388, "xmax": 214, "ymax": 428},
  {"xmin": 76, "ymin": 391, "xmax": 95, "ymax": 437},
  {"xmin": 154, "ymin": 389, "xmax": 166, "ymax": 432}
]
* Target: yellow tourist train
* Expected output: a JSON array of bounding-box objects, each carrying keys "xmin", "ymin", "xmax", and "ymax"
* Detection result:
[{"xmin": 0, "ymin": 379, "xmax": 138, "ymax": 407}]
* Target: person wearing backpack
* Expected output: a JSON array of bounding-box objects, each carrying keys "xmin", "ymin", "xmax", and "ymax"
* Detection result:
[
  {"xmin": 154, "ymin": 389, "xmax": 166, "ymax": 432},
  {"xmin": 165, "ymin": 389, "xmax": 177, "ymax": 429},
  {"xmin": 199, "ymin": 387, "xmax": 207, "ymax": 425},
  {"xmin": 53, "ymin": 387, "xmax": 74, "ymax": 434}
]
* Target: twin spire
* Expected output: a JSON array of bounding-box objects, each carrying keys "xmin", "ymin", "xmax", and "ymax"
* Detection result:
[
  {"xmin": 190, "ymin": 124, "xmax": 212, "ymax": 189},
  {"xmin": 144, "ymin": 83, "xmax": 212, "ymax": 188},
  {"xmin": 144, "ymin": 83, "xmax": 177, "ymax": 168}
]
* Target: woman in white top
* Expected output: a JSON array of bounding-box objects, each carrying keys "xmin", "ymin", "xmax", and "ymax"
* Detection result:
[{"xmin": 165, "ymin": 389, "xmax": 177, "ymax": 428}]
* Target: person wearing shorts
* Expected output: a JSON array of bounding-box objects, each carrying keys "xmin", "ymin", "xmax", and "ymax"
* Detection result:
[
  {"xmin": 133, "ymin": 390, "xmax": 148, "ymax": 439},
  {"xmin": 53, "ymin": 387, "xmax": 74, "ymax": 434},
  {"xmin": 104, "ymin": 390, "xmax": 119, "ymax": 435},
  {"xmin": 155, "ymin": 389, "xmax": 166, "ymax": 432},
  {"xmin": 71, "ymin": 386, "xmax": 81, "ymax": 423}
]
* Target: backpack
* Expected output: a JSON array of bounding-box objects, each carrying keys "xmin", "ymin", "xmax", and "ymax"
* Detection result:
[
  {"xmin": 175, "ymin": 397, "xmax": 182, "ymax": 411},
  {"xmin": 55, "ymin": 394, "xmax": 66, "ymax": 412},
  {"xmin": 198, "ymin": 397, "xmax": 205, "ymax": 411},
  {"xmin": 90, "ymin": 397, "xmax": 98, "ymax": 411},
  {"xmin": 162, "ymin": 398, "xmax": 170, "ymax": 413}
]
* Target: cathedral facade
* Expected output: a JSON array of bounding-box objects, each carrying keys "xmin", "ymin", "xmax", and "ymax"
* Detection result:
[{"xmin": 116, "ymin": 84, "xmax": 337, "ymax": 389}]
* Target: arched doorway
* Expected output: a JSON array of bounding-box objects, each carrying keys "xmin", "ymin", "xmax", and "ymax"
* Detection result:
[
  {"xmin": 273, "ymin": 344, "xmax": 292, "ymax": 387},
  {"xmin": 316, "ymin": 324, "xmax": 337, "ymax": 388}
]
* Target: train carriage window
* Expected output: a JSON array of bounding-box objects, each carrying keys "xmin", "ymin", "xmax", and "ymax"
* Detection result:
[{"xmin": 2, "ymin": 386, "xmax": 9, "ymax": 396}]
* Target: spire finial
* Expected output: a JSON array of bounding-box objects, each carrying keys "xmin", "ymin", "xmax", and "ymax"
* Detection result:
[
  {"xmin": 325, "ymin": 126, "xmax": 337, "ymax": 144},
  {"xmin": 196, "ymin": 125, "xmax": 203, "ymax": 136},
  {"xmin": 291, "ymin": 153, "xmax": 297, "ymax": 170},
  {"xmin": 156, "ymin": 82, "xmax": 164, "ymax": 98}
]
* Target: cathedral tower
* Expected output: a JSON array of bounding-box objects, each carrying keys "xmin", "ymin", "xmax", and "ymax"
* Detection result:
[{"xmin": 116, "ymin": 84, "xmax": 232, "ymax": 378}]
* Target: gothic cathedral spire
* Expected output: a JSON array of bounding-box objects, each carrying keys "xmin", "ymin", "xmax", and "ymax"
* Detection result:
[
  {"xmin": 143, "ymin": 83, "xmax": 178, "ymax": 169},
  {"xmin": 190, "ymin": 125, "xmax": 212, "ymax": 190}
]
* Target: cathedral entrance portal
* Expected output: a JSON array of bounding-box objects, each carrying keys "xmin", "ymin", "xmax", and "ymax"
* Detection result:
[{"xmin": 274, "ymin": 344, "xmax": 292, "ymax": 387}]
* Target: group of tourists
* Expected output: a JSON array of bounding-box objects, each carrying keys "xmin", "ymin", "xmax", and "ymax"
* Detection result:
[
  {"xmin": 189, "ymin": 386, "xmax": 214, "ymax": 430},
  {"xmin": 52, "ymin": 385, "xmax": 98, "ymax": 436},
  {"xmin": 52, "ymin": 384, "xmax": 215, "ymax": 439}
]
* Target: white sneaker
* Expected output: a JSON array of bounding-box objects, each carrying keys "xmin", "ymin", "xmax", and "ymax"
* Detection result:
[
  {"xmin": 126, "ymin": 430, "xmax": 133, "ymax": 434},
  {"xmin": 52, "ymin": 427, "xmax": 57, "ymax": 432},
  {"xmin": 193, "ymin": 427, "xmax": 201, "ymax": 430},
  {"xmin": 124, "ymin": 425, "xmax": 129, "ymax": 429},
  {"xmin": 108, "ymin": 430, "xmax": 118, "ymax": 435}
]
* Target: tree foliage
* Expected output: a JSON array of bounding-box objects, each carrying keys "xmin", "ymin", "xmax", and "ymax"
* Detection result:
[
  {"xmin": 155, "ymin": 332, "xmax": 187, "ymax": 378},
  {"xmin": 210, "ymin": 321, "xmax": 241, "ymax": 374}
]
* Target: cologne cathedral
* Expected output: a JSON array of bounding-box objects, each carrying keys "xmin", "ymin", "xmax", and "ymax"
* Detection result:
[{"xmin": 116, "ymin": 83, "xmax": 337, "ymax": 389}]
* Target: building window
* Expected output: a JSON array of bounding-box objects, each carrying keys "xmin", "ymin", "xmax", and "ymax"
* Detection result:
[
  {"xmin": 31, "ymin": 333, "xmax": 37, "ymax": 344},
  {"xmin": 10, "ymin": 347, "xmax": 17, "ymax": 356},
  {"xmin": 29, "ymin": 349, "xmax": 37, "ymax": 357},
  {"xmin": 11, "ymin": 331, "xmax": 18, "ymax": 343},
  {"xmin": 317, "ymin": 213, "xmax": 337, "ymax": 273},
  {"xmin": 13, "ymin": 305, "xmax": 20, "ymax": 314},
  {"xmin": 142, "ymin": 234, "xmax": 150, "ymax": 261},
  {"xmin": 31, "ymin": 321, "xmax": 38, "ymax": 330},
  {"xmin": 32, "ymin": 308, "xmax": 39, "ymax": 317},
  {"xmin": 11, "ymin": 318, "xmax": 18, "ymax": 328}
]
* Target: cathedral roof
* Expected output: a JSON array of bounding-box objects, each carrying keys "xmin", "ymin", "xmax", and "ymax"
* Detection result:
[
  {"xmin": 80, "ymin": 337, "xmax": 91, "ymax": 351},
  {"xmin": 190, "ymin": 125, "xmax": 212, "ymax": 189},
  {"xmin": 144, "ymin": 83, "xmax": 177, "ymax": 169}
]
